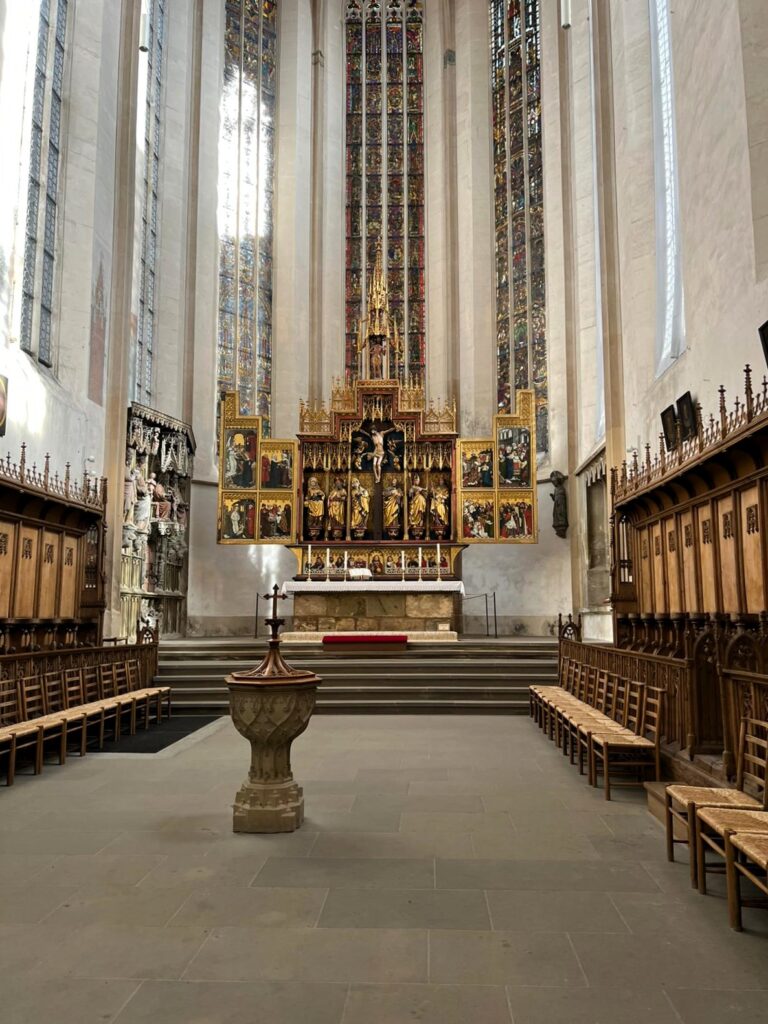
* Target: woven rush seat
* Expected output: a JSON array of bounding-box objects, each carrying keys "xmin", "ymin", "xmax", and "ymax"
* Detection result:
[
  {"xmin": 697, "ymin": 807, "xmax": 768, "ymax": 835},
  {"xmin": 667, "ymin": 785, "xmax": 761, "ymax": 809},
  {"xmin": 0, "ymin": 720, "xmax": 43, "ymax": 737},
  {"xmin": 731, "ymin": 832, "xmax": 768, "ymax": 870}
]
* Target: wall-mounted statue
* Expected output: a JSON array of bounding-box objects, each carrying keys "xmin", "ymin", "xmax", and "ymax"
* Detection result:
[{"xmin": 549, "ymin": 470, "xmax": 568, "ymax": 538}]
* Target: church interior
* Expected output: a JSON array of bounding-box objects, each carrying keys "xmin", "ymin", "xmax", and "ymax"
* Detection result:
[{"xmin": 1, "ymin": 0, "xmax": 768, "ymax": 1020}]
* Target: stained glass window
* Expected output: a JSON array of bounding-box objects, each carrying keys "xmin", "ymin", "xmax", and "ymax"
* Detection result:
[
  {"xmin": 217, "ymin": 0, "xmax": 277, "ymax": 435},
  {"xmin": 345, "ymin": 0, "xmax": 425, "ymax": 382},
  {"xmin": 134, "ymin": 0, "xmax": 167, "ymax": 405},
  {"xmin": 489, "ymin": 0, "xmax": 548, "ymax": 453},
  {"xmin": 20, "ymin": 0, "xmax": 69, "ymax": 368}
]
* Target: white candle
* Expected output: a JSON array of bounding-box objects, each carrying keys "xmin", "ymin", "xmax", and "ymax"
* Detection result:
[
  {"xmin": 344, "ymin": 551, "xmax": 348, "ymax": 576},
  {"xmin": 326, "ymin": 547, "xmax": 330, "ymax": 572},
  {"xmin": 401, "ymin": 549, "xmax": 405, "ymax": 576},
  {"xmin": 307, "ymin": 544, "xmax": 312, "ymax": 578},
  {"xmin": 436, "ymin": 543, "xmax": 441, "ymax": 574},
  {"xmin": 418, "ymin": 546, "xmax": 422, "ymax": 568}
]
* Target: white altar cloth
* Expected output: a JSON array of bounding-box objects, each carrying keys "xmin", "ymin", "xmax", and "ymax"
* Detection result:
[{"xmin": 282, "ymin": 580, "xmax": 465, "ymax": 596}]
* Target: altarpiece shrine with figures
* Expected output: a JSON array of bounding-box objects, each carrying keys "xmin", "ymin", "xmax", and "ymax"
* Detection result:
[{"xmin": 217, "ymin": 243, "xmax": 537, "ymax": 632}]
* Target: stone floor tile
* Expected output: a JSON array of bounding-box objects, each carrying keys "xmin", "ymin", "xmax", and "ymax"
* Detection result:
[
  {"xmin": 0, "ymin": 853, "xmax": 59, "ymax": 883},
  {"xmin": 0, "ymin": 883, "xmax": 79, "ymax": 923},
  {"xmin": 319, "ymin": 888, "xmax": 489, "ymax": 930},
  {"xmin": 436, "ymin": 858, "xmax": 660, "ymax": 892},
  {"xmin": 570, "ymin": 930, "xmax": 768, "ymax": 990},
  {"xmin": 99, "ymin": 831, "xmax": 220, "ymax": 855},
  {"xmin": 253, "ymin": 856, "xmax": 435, "ymax": 889},
  {"xmin": 667, "ymin": 988, "xmax": 768, "ymax": 1023},
  {"xmin": 471, "ymin": 833, "xmax": 601, "ymax": 860},
  {"xmin": 505, "ymin": 985, "xmax": 681, "ymax": 1024},
  {"xmin": 1, "ymin": 977, "xmax": 139, "ymax": 1024},
  {"xmin": 303, "ymin": 809, "xmax": 403, "ymax": 833},
  {"xmin": 137, "ymin": 854, "xmax": 267, "ymax": 889},
  {"xmin": 589, "ymin": 833, "xmax": 668, "ymax": 861},
  {"xmin": 37, "ymin": 924, "xmax": 209, "ymax": 980},
  {"xmin": 171, "ymin": 886, "xmax": 327, "ymax": 927},
  {"xmin": 0, "ymin": 923, "xmax": 72, "ymax": 974},
  {"xmin": 42, "ymin": 883, "xmax": 192, "ymax": 927},
  {"xmin": 342, "ymin": 983, "xmax": 512, "ymax": 1024},
  {"xmin": 398, "ymin": 811, "xmax": 515, "ymax": 835},
  {"xmin": 184, "ymin": 926, "xmax": 428, "ymax": 983},
  {"xmin": 32, "ymin": 854, "xmax": 165, "ymax": 889},
  {"xmin": 486, "ymin": 890, "xmax": 629, "ymax": 933},
  {"xmin": 428, "ymin": 930, "xmax": 585, "ymax": 987},
  {"xmin": 0, "ymin": 829, "xmax": 121, "ymax": 855},
  {"xmin": 112, "ymin": 980, "xmax": 348, "ymax": 1024},
  {"xmin": 309, "ymin": 831, "xmax": 475, "ymax": 859},
  {"xmin": 352, "ymin": 792, "xmax": 484, "ymax": 813}
]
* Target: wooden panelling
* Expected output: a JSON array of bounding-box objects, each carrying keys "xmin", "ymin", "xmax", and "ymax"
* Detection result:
[
  {"xmin": 0, "ymin": 520, "xmax": 15, "ymax": 618},
  {"xmin": 38, "ymin": 530, "xmax": 60, "ymax": 618},
  {"xmin": 14, "ymin": 527, "xmax": 39, "ymax": 618},
  {"xmin": 638, "ymin": 527, "xmax": 652, "ymax": 612},
  {"xmin": 652, "ymin": 521, "xmax": 666, "ymax": 613},
  {"xmin": 664, "ymin": 516, "xmax": 682, "ymax": 612},
  {"xmin": 697, "ymin": 504, "xmax": 717, "ymax": 611},
  {"xmin": 59, "ymin": 534, "xmax": 80, "ymax": 619},
  {"xmin": 740, "ymin": 485, "xmax": 764, "ymax": 614},
  {"xmin": 717, "ymin": 495, "xmax": 739, "ymax": 613},
  {"xmin": 680, "ymin": 509, "xmax": 699, "ymax": 612}
]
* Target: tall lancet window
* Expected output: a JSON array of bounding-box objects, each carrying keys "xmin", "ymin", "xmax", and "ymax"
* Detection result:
[
  {"xmin": 344, "ymin": 1, "xmax": 425, "ymax": 382},
  {"xmin": 20, "ymin": 0, "xmax": 69, "ymax": 368},
  {"xmin": 217, "ymin": 0, "xmax": 278, "ymax": 433},
  {"xmin": 489, "ymin": 0, "xmax": 547, "ymax": 454},
  {"xmin": 649, "ymin": 0, "xmax": 684, "ymax": 375},
  {"xmin": 134, "ymin": 0, "xmax": 167, "ymax": 404}
]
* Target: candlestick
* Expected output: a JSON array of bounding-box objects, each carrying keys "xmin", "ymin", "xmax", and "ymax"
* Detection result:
[
  {"xmin": 307, "ymin": 544, "xmax": 312, "ymax": 580},
  {"xmin": 418, "ymin": 546, "xmax": 423, "ymax": 583},
  {"xmin": 436, "ymin": 543, "xmax": 441, "ymax": 582},
  {"xmin": 325, "ymin": 546, "xmax": 330, "ymax": 581},
  {"xmin": 344, "ymin": 550, "xmax": 348, "ymax": 581},
  {"xmin": 401, "ymin": 548, "xmax": 405, "ymax": 581}
]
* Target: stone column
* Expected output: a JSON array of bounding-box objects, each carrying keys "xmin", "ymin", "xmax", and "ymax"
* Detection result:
[
  {"xmin": 453, "ymin": 0, "xmax": 494, "ymax": 437},
  {"xmin": 272, "ymin": 0, "xmax": 313, "ymax": 436}
]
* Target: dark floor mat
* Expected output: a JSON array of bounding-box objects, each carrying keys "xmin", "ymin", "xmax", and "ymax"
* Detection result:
[{"xmin": 95, "ymin": 715, "xmax": 222, "ymax": 754}]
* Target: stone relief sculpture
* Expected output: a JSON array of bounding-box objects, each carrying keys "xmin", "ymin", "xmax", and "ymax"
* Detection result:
[
  {"xmin": 326, "ymin": 477, "xmax": 348, "ymax": 540},
  {"xmin": 429, "ymin": 475, "xmax": 450, "ymax": 539}
]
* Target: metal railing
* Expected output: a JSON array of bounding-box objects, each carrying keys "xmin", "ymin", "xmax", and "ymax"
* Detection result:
[{"xmin": 461, "ymin": 592, "xmax": 498, "ymax": 638}]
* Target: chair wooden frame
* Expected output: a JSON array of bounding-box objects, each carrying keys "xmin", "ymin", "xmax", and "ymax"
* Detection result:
[
  {"xmin": 588, "ymin": 686, "xmax": 664, "ymax": 800},
  {"xmin": 664, "ymin": 718, "xmax": 767, "ymax": 888},
  {"xmin": 19, "ymin": 676, "xmax": 69, "ymax": 768},
  {"xmin": 0, "ymin": 681, "xmax": 44, "ymax": 785},
  {"xmin": 723, "ymin": 829, "xmax": 768, "ymax": 931}
]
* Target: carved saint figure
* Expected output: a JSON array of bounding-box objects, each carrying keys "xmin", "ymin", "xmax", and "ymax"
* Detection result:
[
  {"xmin": 350, "ymin": 476, "xmax": 370, "ymax": 537},
  {"xmin": 408, "ymin": 473, "xmax": 427, "ymax": 538},
  {"xmin": 134, "ymin": 458, "xmax": 151, "ymax": 531},
  {"xmin": 549, "ymin": 471, "xmax": 568, "ymax": 539},
  {"xmin": 303, "ymin": 476, "xmax": 326, "ymax": 539},
  {"xmin": 429, "ymin": 476, "xmax": 450, "ymax": 538},
  {"xmin": 123, "ymin": 458, "xmax": 137, "ymax": 524},
  {"xmin": 382, "ymin": 476, "xmax": 404, "ymax": 537},
  {"xmin": 327, "ymin": 477, "xmax": 347, "ymax": 539}
]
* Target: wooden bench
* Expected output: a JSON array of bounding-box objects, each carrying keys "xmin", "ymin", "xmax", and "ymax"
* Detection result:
[{"xmin": 0, "ymin": 658, "xmax": 172, "ymax": 785}]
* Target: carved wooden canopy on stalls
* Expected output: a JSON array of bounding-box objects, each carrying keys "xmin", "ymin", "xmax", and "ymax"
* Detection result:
[
  {"xmin": 610, "ymin": 367, "xmax": 768, "ymax": 628},
  {"xmin": 0, "ymin": 444, "xmax": 107, "ymax": 651}
]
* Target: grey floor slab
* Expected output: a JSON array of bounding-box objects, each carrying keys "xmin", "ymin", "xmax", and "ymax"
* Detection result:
[
  {"xmin": 667, "ymin": 988, "xmax": 768, "ymax": 1024},
  {"xmin": 428, "ymin": 929, "xmax": 586, "ymax": 987},
  {"xmin": 435, "ymin": 857, "xmax": 660, "ymax": 892},
  {"xmin": 342, "ymin": 983, "xmax": 512, "ymax": 1024},
  {"xmin": 112, "ymin": 980, "xmax": 348, "ymax": 1024},
  {"xmin": 184, "ymin": 926, "xmax": 428, "ymax": 983},
  {"xmin": 1, "ymin": 977, "xmax": 139, "ymax": 1024},
  {"xmin": 171, "ymin": 885, "xmax": 327, "ymax": 927},
  {"xmin": 505, "ymin": 985, "xmax": 681, "ymax": 1024},
  {"xmin": 486, "ymin": 889, "xmax": 629, "ymax": 933},
  {"xmin": 253, "ymin": 855, "xmax": 435, "ymax": 889},
  {"xmin": 319, "ymin": 888, "xmax": 490, "ymax": 930},
  {"xmin": 309, "ymin": 830, "xmax": 475, "ymax": 859}
]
